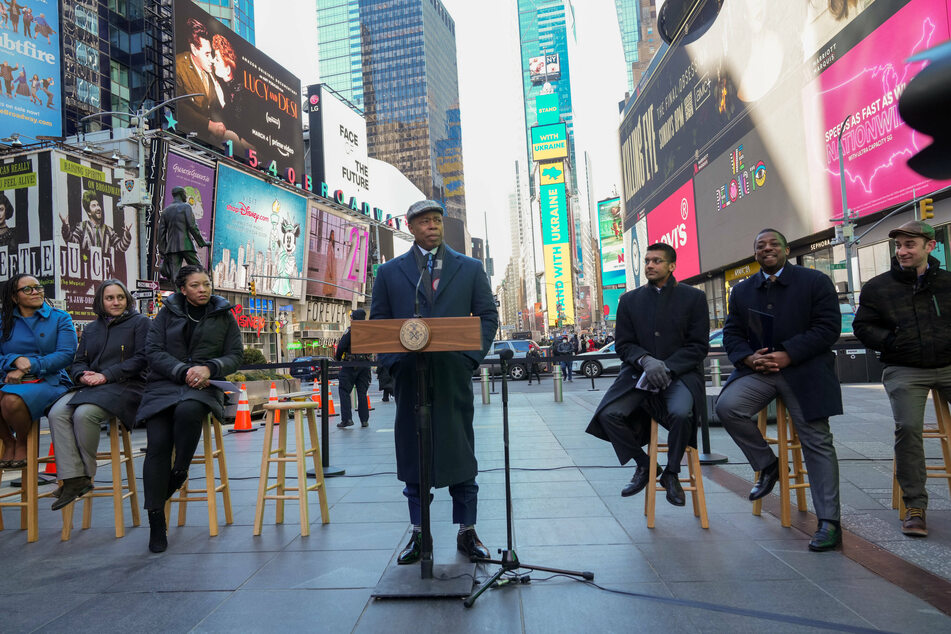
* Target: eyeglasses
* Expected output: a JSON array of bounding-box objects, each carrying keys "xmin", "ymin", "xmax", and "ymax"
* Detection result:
[
  {"xmin": 644, "ymin": 257, "xmax": 668, "ymax": 265},
  {"xmin": 16, "ymin": 285, "xmax": 45, "ymax": 295}
]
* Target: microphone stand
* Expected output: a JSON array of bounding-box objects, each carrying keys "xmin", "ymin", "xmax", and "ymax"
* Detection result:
[{"xmin": 464, "ymin": 349, "xmax": 593, "ymax": 608}]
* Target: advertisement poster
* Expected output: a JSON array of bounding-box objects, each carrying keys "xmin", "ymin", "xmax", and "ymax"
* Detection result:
[
  {"xmin": 0, "ymin": 0, "xmax": 61, "ymax": 140},
  {"xmin": 624, "ymin": 215, "xmax": 648, "ymax": 291},
  {"xmin": 597, "ymin": 197, "xmax": 624, "ymax": 287},
  {"xmin": 603, "ymin": 287, "xmax": 625, "ymax": 323},
  {"xmin": 529, "ymin": 53, "xmax": 561, "ymax": 84},
  {"xmin": 531, "ymin": 123, "xmax": 568, "ymax": 162},
  {"xmin": 540, "ymin": 181, "xmax": 574, "ymax": 326},
  {"xmin": 57, "ymin": 156, "xmax": 135, "ymax": 321},
  {"xmin": 306, "ymin": 202, "xmax": 370, "ymax": 301},
  {"xmin": 211, "ymin": 164, "xmax": 308, "ymax": 299},
  {"xmin": 803, "ymin": 0, "xmax": 950, "ymax": 222},
  {"xmin": 173, "ymin": 0, "xmax": 304, "ymax": 179},
  {"xmin": 159, "ymin": 151, "xmax": 215, "ymax": 268},
  {"xmin": 307, "ymin": 83, "xmax": 370, "ymax": 200},
  {"xmin": 0, "ymin": 152, "xmax": 54, "ymax": 287},
  {"xmin": 646, "ymin": 179, "xmax": 700, "ymax": 280}
]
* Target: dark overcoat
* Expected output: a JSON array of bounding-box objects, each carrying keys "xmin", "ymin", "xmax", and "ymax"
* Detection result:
[
  {"xmin": 157, "ymin": 201, "xmax": 206, "ymax": 255},
  {"xmin": 136, "ymin": 294, "xmax": 242, "ymax": 424},
  {"xmin": 68, "ymin": 310, "xmax": 150, "ymax": 427},
  {"xmin": 720, "ymin": 264, "xmax": 842, "ymax": 421},
  {"xmin": 369, "ymin": 244, "xmax": 498, "ymax": 487},
  {"xmin": 585, "ymin": 277, "xmax": 709, "ymax": 447}
]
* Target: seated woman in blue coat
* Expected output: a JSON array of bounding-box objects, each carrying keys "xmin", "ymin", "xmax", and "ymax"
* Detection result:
[
  {"xmin": 137, "ymin": 265, "xmax": 242, "ymax": 553},
  {"xmin": 0, "ymin": 274, "xmax": 77, "ymax": 469},
  {"xmin": 47, "ymin": 280, "xmax": 151, "ymax": 510}
]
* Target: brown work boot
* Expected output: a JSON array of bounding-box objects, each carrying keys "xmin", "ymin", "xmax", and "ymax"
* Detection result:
[{"xmin": 901, "ymin": 508, "xmax": 928, "ymax": 537}]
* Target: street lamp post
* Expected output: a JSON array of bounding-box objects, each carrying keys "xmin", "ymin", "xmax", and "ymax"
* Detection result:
[{"xmin": 81, "ymin": 93, "xmax": 202, "ymax": 280}]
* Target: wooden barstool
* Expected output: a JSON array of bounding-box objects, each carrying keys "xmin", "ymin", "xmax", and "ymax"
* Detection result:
[
  {"xmin": 891, "ymin": 389, "xmax": 951, "ymax": 518},
  {"xmin": 0, "ymin": 420, "xmax": 55, "ymax": 542},
  {"xmin": 61, "ymin": 418, "xmax": 140, "ymax": 540},
  {"xmin": 752, "ymin": 398, "xmax": 810, "ymax": 527},
  {"xmin": 166, "ymin": 414, "xmax": 233, "ymax": 537},
  {"xmin": 254, "ymin": 401, "xmax": 329, "ymax": 536},
  {"xmin": 644, "ymin": 419, "xmax": 708, "ymax": 528}
]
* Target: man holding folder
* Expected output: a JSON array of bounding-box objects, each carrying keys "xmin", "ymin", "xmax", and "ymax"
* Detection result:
[{"xmin": 715, "ymin": 228, "xmax": 844, "ymax": 551}]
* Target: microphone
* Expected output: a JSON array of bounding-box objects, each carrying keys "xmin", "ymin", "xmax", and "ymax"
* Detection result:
[
  {"xmin": 414, "ymin": 253, "xmax": 433, "ymax": 318},
  {"xmin": 498, "ymin": 349, "xmax": 515, "ymax": 361}
]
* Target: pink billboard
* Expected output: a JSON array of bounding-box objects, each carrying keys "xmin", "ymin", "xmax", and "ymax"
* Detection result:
[
  {"xmin": 804, "ymin": 0, "xmax": 951, "ymax": 224},
  {"xmin": 646, "ymin": 179, "xmax": 700, "ymax": 280}
]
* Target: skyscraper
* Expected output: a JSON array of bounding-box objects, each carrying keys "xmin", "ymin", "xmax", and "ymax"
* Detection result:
[
  {"xmin": 316, "ymin": 0, "xmax": 364, "ymax": 109},
  {"xmin": 193, "ymin": 0, "xmax": 256, "ymax": 44},
  {"xmin": 315, "ymin": 0, "xmax": 468, "ymax": 247},
  {"xmin": 615, "ymin": 0, "xmax": 659, "ymax": 94},
  {"xmin": 517, "ymin": 0, "xmax": 577, "ymax": 191}
]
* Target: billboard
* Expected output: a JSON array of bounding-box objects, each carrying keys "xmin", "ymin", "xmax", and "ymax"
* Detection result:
[
  {"xmin": 597, "ymin": 197, "xmax": 624, "ymax": 287},
  {"xmin": 210, "ymin": 164, "xmax": 308, "ymax": 299},
  {"xmin": 603, "ymin": 287, "xmax": 625, "ymax": 323},
  {"xmin": 803, "ymin": 0, "xmax": 951, "ymax": 223},
  {"xmin": 307, "ymin": 84, "xmax": 370, "ymax": 200},
  {"xmin": 173, "ymin": 0, "xmax": 304, "ymax": 179},
  {"xmin": 539, "ymin": 161, "xmax": 564, "ymax": 186},
  {"xmin": 646, "ymin": 179, "xmax": 700, "ymax": 280},
  {"xmin": 540, "ymin": 182, "xmax": 574, "ymax": 326},
  {"xmin": 306, "ymin": 202, "xmax": 371, "ymax": 301},
  {"xmin": 535, "ymin": 92, "xmax": 560, "ymax": 125},
  {"xmin": 0, "ymin": 0, "xmax": 61, "ymax": 140},
  {"xmin": 529, "ymin": 54, "xmax": 561, "ymax": 84},
  {"xmin": 531, "ymin": 123, "xmax": 568, "ymax": 162},
  {"xmin": 624, "ymin": 215, "xmax": 648, "ymax": 290}
]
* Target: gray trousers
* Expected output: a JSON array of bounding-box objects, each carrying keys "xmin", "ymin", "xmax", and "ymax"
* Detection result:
[
  {"xmin": 47, "ymin": 392, "xmax": 111, "ymax": 480},
  {"xmin": 882, "ymin": 364, "xmax": 951, "ymax": 510},
  {"xmin": 715, "ymin": 372, "xmax": 841, "ymax": 522}
]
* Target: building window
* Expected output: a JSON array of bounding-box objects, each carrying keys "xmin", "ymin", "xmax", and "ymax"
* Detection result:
[
  {"xmin": 76, "ymin": 6, "xmax": 99, "ymax": 37},
  {"xmin": 77, "ymin": 78, "xmax": 101, "ymax": 108},
  {"xmin": 76, "ymin": 42, "xmax": 100, "ymax": 70}
]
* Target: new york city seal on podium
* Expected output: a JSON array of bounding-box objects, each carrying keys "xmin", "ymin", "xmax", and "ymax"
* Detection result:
[{"xmin": 399, "ymin": 318, "xmax": 431, "ymax": 351}]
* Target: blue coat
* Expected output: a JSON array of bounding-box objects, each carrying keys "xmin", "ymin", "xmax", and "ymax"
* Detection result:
[
  {"xmin": 370, "ymin": 244, "xmax": 498, "ymax": 487},
  {"xmin": 0, "ymin": 303, "xmax": 77, "ymax": 420},
  {"xmin": 721, "ymin": 264, "xmax": 842, "ymax": 422}
]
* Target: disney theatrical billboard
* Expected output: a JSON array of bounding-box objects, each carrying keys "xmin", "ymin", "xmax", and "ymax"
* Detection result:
[
  {"xmin": 172, "ymin": 0, "xmax": 304, "ymax": 179},
  {"xmin": 210, "ymin": 164, "xmax": 308, "ymax": 300}
]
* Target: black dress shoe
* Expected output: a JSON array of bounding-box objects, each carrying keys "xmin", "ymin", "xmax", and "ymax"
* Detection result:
[
  {"xmin": 659, "ymin": 471, "xmax": 686, "ymax": 506},
  {"xmin": 457, "ymin": 527, "xmax": 490, "ymax": 561},
  {"xmin": 397, "ymin": 530, "xmax": 422, "ymax": 565},
  {"xmin": 621, "ymin": 464, "xmax": 662, "ymax": 497},
  {"xmin": 809, "ymin": 520, "xmax": 842, "ymax": 552},
  {"xmin": 336, "ymin": 420, "xmax": 354, "ymax": 428},
  {"xmin": 749, "ymin": 459, "xmax": 781, "ymax": 501}
]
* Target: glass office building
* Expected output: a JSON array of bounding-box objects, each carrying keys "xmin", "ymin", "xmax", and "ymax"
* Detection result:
[
  {"xmin": 317, "ymin": 0, "xmax": 467, "ymax": 227},
  {"xmin": 517, "ymin": 0, "xmax": 577, "ymax": 191},
  {"xmin": 614, "ymin": 0, "xmax": 640, "ymax": 93},
  {"xmin": 193, "ymin": 0, "xmax": 256, "ymax": 45},
  {"xmin": 316, "ymin": 0, "xmax": 364, "ymax": 110}
]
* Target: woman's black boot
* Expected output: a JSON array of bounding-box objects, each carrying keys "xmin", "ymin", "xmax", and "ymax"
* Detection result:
[
  {"xmin": 148, "ymin": 508, "xmax": 168, "ymax": 553},
  {"xmin": 166, "ymin": 468, "xmax": 189, "ymax": 499}
]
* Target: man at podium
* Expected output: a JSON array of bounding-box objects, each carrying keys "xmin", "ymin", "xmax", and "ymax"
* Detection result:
[{"xmin": 370, "ymin": 199, "xmax": 498, "ymax": 565}]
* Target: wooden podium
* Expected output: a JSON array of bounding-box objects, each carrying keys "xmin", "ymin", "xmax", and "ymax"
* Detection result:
[{"xmin": 352, "ymin": 316, "xmax": 485, "ymax": 597}]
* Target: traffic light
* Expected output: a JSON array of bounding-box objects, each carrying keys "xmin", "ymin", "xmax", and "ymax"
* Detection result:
[
  {"xmin": 249, "ymin": 280, "xmax": 257, "ymax": 296},
  {"xmin": 920, "ymin": 198, "xmax": 934, "ymax": 220}
]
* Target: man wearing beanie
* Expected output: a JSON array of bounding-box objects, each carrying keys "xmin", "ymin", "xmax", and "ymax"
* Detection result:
[
  {"xmin": 854, "ymin": 220, "xmax": 951, "ymax": 538},
  {"xmin": 335, "ymin": 308, "xmax": 372, "ymax": 428}
]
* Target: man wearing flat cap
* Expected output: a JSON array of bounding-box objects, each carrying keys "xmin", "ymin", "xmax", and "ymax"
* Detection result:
[
  {"xmin": 369, "ymin": 199, "xmax": 498, "ymax": 565},
  {"xmin": 157, "ymin": 186, "xmax": 208, "ymax": 282},
  {"xmin": 854, "ymin": 219, "xmax": 951, "ymax": 538}
]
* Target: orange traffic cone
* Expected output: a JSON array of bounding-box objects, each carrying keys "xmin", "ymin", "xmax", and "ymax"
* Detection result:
[
  {"xmin": 366, "ymin": 394, "xmax": 375, "ymax": 412},
  {"xmin": 269, "ymin": 381, "xmax": 281, "ymax": 425},
  {"xmin": 229, "ymin": 383, "xmax": 257, "ymax": 433},
  {"xmin": 327, "ymin": 382, "xmax": 337, "ymax": 417},
  {"xmin": 44, "ymin": 443, "xmax": 56, "ymax": 475},
  {"xmin": 311, "ymin": 380, "xmax": 321, "ymax": 408}
]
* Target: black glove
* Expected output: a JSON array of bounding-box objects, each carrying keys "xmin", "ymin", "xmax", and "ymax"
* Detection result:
[{"xmin": 639, "ymin": 355, "xmax": 671, "ymax": 390}]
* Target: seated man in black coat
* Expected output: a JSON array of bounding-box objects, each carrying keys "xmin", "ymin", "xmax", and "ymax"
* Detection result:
[{"xmin": 586, "ymin": 243, "xmax": 709, "ymax": 506}]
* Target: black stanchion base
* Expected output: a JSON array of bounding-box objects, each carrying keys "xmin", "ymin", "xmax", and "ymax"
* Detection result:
[
  {"xmin": 227, "ymin": 425, "xmax": 260, "ymax": 434},
  {"xmin": 10, "ymin": 475, "xmax": 57, "ymax": 488},
  {"xmin": 698, "ymin": 453, "xmax": 729, "ymax": 465},
  {"xmin": 372, "ymin": 562, "xmax": 476, "ymax": 598},
  {"xmin": 308, "ymin": 466, "xmax": 345, "ymax": 478}
]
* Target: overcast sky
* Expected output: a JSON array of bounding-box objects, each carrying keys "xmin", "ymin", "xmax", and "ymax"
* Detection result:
[{"xmin": 255, "ymin": 0, "xmax": 627, "ymax": 281}]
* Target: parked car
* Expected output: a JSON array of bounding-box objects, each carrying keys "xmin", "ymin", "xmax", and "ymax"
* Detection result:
[
  {"xmin": 289, "ymin": 355, "xmax": 338, "ymax": 383},
  {"xmin": 477, "ymin": 339, "xmax": 549, "ymax": 380},
  {"xmin": 571, "ymin": 341, "xmax": 621, "ymax": 379}
]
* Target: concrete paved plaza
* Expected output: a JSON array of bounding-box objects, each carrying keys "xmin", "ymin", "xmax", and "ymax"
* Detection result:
[{"xmin": 1, "ymin": 379, "xmax": 949, "ymax": 632}]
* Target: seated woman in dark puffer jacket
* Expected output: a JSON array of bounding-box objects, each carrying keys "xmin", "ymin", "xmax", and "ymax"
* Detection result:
[
  {"xmin": 47, "ymin": 279, "xmax": 150, "ymax": 510},
  {"xmin": 137, "ymin": 265, "xmax": 242, "ymax": 553}
]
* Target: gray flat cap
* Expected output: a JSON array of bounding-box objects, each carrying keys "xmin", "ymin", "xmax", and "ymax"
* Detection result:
[{"xmin": 406, "ymin": 199, "xmax": 445, "ymax": 222}]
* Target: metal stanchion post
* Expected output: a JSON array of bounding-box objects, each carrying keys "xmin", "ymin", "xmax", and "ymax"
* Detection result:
[
  {"xmin": 309, "ymin": 358, "xmax": 345, "ymax": 478},
  {"xmin": 700, "ymin": 358, "xmax": 728, "ymax": 465},
  {"xmin": 553, "ymin": 364, "xmax": 563, "ymax": 403},
  {"xmin": 481, "ymin": 367, "xmax": 491, "ymax": 404},
  {"xmin": 588, "ymin": 372, "xmax": 599, "ymax": 391}
]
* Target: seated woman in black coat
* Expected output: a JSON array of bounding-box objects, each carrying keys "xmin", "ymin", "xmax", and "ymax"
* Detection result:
[
  {"xmin": 137, "ymin": 265, "xmax": 242, "ymax": 553},
  {"xmin": 47, "ymin": 280, "xmax": 150, "ymax": 510}
]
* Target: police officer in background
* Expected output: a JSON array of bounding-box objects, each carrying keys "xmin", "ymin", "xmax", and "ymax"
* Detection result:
[{"xmin": 335, "ymin": 308, "xmax": 372, "ymax": 428}]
